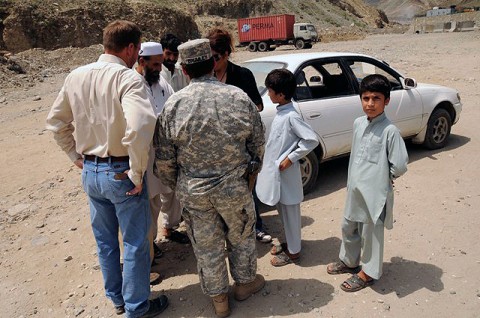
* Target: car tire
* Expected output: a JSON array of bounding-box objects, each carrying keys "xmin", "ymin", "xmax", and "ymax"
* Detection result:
[
  {"xmin": 299, "ymin": 151, "xmax": 319, "ymax": 194},
  {"xmin": 258, "ymin": 42, "xmax": 269, "ymax": 52},
  {"xmin": 423, "ymin": 108, "xmax": 452, "ymax": 149},
  {"xmin": 247, "ymin": 42, "xmax": 257, "ymax": 52},
  {"xmin": 295, "ymin": 39, "xmax": 305, "ymax": 50}
]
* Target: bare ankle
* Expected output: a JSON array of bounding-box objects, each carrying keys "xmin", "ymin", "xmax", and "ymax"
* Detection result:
[{"xmin": 358, "ymin": 270, "xmax": 372, "ymax": 282}]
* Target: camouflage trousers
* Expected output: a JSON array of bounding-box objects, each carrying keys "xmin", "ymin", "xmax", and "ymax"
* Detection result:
[{"xmin": 180, "ymin": 176, "xmax": 257, "ymax": 296}]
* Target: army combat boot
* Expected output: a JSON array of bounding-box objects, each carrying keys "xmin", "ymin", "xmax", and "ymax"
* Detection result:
[
  {"xmin": 233, "ymin": 274, "xmax": 265, "ymax": 301},
  {"xmin": 212, "ymin": 293, "xmax": 230, "ymax": 318}
]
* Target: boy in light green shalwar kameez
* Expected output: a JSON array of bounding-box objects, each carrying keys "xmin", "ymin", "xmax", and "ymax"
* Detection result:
[{"xmin": 327, "ymin": 74, "xmax": 409, "ymax": 292}]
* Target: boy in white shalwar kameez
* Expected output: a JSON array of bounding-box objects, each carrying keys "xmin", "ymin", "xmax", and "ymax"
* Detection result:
[
  {"xmin": 327, "ymin": 74, "xmax": 409, "ymax": 292},
  {"xmin": 256, "ymin": 69, "xmax": 319, "ymax": 267}
]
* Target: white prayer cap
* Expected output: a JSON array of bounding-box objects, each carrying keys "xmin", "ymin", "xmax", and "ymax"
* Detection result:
[{"xmin": 139, "ymin": 42, "xmax": 163, "ymax": 56}]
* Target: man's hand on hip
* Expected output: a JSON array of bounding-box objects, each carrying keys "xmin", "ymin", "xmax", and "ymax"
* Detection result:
[
  {"xmin": 126, "ymin": 183, "xmax": 143, "ymax": 196},
  {"xmin": 123, "ymin": 170, "xmax": 143, "ymax": 196}
]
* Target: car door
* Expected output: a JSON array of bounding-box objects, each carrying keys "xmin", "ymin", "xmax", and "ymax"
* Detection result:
[
  {"xmin": 293, "ymin": 59, "xmax": 362, "ymax": 158},
  {"xmin": 342, "ymin": 56, "xmax": 423, "ymax": 137}
]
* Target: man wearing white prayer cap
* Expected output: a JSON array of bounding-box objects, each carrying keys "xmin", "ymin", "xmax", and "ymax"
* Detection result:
[{"xmin": 135, "ymin": 41, "xmax": 187, "ymax": 268}]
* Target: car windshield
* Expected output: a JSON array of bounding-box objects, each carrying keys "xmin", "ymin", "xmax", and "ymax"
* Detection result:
[
  {"xmin": 307, "ymin": 25, "xmax": 316, "ymax": 31},
  {"xmin": 240, "ymin": 61, "xmax": 286, "ymax": 96}
]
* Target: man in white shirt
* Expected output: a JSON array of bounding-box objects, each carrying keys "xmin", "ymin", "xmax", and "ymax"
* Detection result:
[
  {"xmin": 46, "ymin": 21, "xmax": 169, "ymax": 318},
  {"xmin": 135, "ymin": 42, "xmax": 187, "ymax": 262},
  {"xmin": 160, "ymin": 34, "xmax": 189, "ymax": 92}
]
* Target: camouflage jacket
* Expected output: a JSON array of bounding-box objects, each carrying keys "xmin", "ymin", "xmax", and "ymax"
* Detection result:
[{"xmin": 153, "ymin": 74, "xmax": 265, "ymax": 195}]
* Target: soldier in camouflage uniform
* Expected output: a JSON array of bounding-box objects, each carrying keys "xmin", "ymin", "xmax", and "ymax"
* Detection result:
[{"xmin": 153, "ymin": 39, "xmax": 266, "ymax": 318}]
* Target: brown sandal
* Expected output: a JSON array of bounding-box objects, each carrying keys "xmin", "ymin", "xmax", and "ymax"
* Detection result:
[
  {"xmin": 270, "ymin": 251, "xmax": 300, "ymax": 267},
  {"xmin": 326, "ymin": 261, "xmax": 361, "ymax": 275},
  {"xmin": 150, "ymin": 272, "xmax": 162, "ymax": 285},
  {"xmin": 340, "ymin": 273, "xmax": 374, "ymax": 292}
]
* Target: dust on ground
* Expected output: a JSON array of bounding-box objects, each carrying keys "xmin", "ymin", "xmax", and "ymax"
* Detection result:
[{"xmin": 1, "ymin": 31, "xmax": 479, "ymax": 318}]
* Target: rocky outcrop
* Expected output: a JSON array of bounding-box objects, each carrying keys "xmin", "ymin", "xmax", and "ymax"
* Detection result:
[
  {"xmin": 1, "ymin": 0, "xmax": 199, "ymax": 53},
  {"xmin": 328, "ymin": 0, "xmax": 389, "ymax": 26},
  {"xmin": 194, "ymin": 0, "xmax": 273, "ymax": 18},
  {"xmin": 0, "ymin": 0, "xmax": 11, "ymax": 50},
  {"xmin": 1, "ymin": 0, "xmax": 390, "ymax": 53},
  {"xmin": 365, "ymin": 0, "xmax": 480, "ymax": 23}
]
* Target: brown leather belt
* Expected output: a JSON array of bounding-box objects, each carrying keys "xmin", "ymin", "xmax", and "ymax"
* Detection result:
[{"xmin": 84, "ymin": 155, "xmax": 129, "ymax": 163}]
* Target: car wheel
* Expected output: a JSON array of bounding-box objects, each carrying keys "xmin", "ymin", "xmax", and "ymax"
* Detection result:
[
  {"xmin": 299, "ymin": 151, "xmax": 319, "ymax": 194},
  {"xmin": 247, "ymin": 42, "xmax": 257, "ymax": 52},
  {"xmin": 258, "ymin": 42, "xmax": 269, "ymax": 52},
  {"xmin": 295, "ymin": 39, "xmax": 305, "ymax": 50},
  {"xmin": 423, "ymin": 108, "xmax": 452, "ymax": 149}
]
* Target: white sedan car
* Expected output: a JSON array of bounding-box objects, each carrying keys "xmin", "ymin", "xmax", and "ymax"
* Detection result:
[{"xmin": 241, "ymin": 52, "xmax": 462, "ymax": 193}]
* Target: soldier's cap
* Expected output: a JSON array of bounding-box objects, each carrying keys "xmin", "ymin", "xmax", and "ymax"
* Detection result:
[
  {"xmin": 139, "ymin": 42, "xmax": 163, "ymax": 56},
  {"xmin": 178, "ymin": 39, "xmax": 212, "ymax": 65}
]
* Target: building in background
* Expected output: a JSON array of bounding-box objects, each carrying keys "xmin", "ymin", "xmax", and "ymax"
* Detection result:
[{"xmin": 427, "ymin": 6, "xmax": 456, "ymax": 17}]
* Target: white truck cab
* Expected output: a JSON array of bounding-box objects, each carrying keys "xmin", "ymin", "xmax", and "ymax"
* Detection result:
[{"xmin": 293, "ymin": 23, "xmax": 318, "ymax": 49}]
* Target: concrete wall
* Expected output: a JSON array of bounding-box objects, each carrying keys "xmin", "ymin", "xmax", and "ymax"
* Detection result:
[{"xmin": 410, "ymin": 11, "xmax": 480, "ymax": 33}]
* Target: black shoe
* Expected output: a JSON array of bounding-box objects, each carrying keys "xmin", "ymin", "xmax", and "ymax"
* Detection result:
[
  {"xmin": 165, "ymin": 230, "xmax": 190, "ymax": 244},
  {"xmin": 114, "ymin": 305, "xmax": 125, "ymax": 315},
  {"xmin": 153, "ymin": 243, "xmax": 163, "ymax": 259},
  {"xmin": 139, "ymin": 295, "xmax": 169, "ymax": 318}
]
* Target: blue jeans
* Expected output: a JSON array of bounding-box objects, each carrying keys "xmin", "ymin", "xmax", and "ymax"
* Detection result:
[{"xmin": 82, "ymin": 159, "xmax": 151, "ymax": 318}]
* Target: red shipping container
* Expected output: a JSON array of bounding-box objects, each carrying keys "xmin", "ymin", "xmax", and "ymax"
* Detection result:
[{"xmin": 237, "ymin": 14, "xmax": 295, "ymax": 43}]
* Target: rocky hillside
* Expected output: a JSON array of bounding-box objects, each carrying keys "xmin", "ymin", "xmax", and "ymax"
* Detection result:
[
  {"xmin": 0, "ymin": 0, "xmax": 391, "ymax": 53},
  {"xmin": 366, "ymin": 0, "xmax": 480, "ymax": 22}
]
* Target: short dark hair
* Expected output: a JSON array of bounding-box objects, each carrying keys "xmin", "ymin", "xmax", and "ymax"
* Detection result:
[
  {"xmin": 360, "ymin": 74, "xmax": 391, "ymax": 99},
  {"xmin": 183, "ymin": 58, "xmax": 214, "ymax": 79},
  {"xmin": 160, "ymin": 34, "xmax": 182, "ymax": 52},
  {"xmin": 103, "ymin": 20, "xmax": 142, "ymax": 53},
  {"xmin": 265, "ymin": 69, "xmax": 296, "ymax": 100},
  {"xmin": 206, "ymin": 28, "xmax": 233, "ymax": 56}
]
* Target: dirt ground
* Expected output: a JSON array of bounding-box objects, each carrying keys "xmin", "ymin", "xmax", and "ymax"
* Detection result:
[{"xmin": 1, "ymin": 31, "xmax": 479, "ymax": 318}]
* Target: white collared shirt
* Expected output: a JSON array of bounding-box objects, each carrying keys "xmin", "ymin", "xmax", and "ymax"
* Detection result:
[{"xmin": 46, "ymin": 54, "xmax": 156, "ymax": 186}]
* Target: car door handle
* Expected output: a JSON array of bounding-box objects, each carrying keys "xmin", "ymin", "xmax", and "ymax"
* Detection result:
[{"xmin": 308, "ymin": 113, "xmax": 322, "ymax": 119}]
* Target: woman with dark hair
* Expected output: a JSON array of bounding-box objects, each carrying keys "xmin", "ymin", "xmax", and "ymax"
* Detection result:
[
  {"xmin": 206, "ymin": 28, "xmax": 264, "ymax": 112},
  {"xmin": 207, "ymin": 28, "xmax": 271, "ymax": 244}
]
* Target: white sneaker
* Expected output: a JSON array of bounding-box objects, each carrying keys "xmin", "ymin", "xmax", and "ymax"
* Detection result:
[{"xmin": 255, "ymin": 230, "xmax": 272, "ymax": 243}]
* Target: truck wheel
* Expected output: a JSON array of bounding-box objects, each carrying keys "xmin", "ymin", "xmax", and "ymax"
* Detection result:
[
  {"xmin": 423, "ymin": 108, "xmax": 452, "ymax": 149},
  {"xmin": 247, "ymin": 42, "xmax": 257, "ymax": 52},
  {"xmin": 258, "ymin": 42, "xmax": 269, "ymax": 52},
  {"xmin": 304, "ymin": 43, "xmax": 313, "ymax": 49},
  {"xmin": 300, "ymin": 151, "xmax": 319, "ymax": 194},
  {"xmin": 295, "ymin": 39, "xmax": 305, "ymax": 49}
]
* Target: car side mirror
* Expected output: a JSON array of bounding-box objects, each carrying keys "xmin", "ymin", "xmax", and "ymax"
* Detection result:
[
  {"xmin": 310, "ymin": 76, "xmax": 322, "ymax": 83},
  {"xmin": 403, "ymin": 77, "xmax": 417, "ymax": 89}
]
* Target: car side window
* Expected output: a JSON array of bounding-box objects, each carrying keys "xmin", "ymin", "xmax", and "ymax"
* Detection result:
[
  {"xmin": 295, "ymin": 61, "xmax": 354, "ymax": 101},
  {"xmin": 295, "ymin": 68, "xmax": 314, "ymax": 101},
  {"xmin": 347, "ymin": 60, "xmax": 402, "ymax": 90}
]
